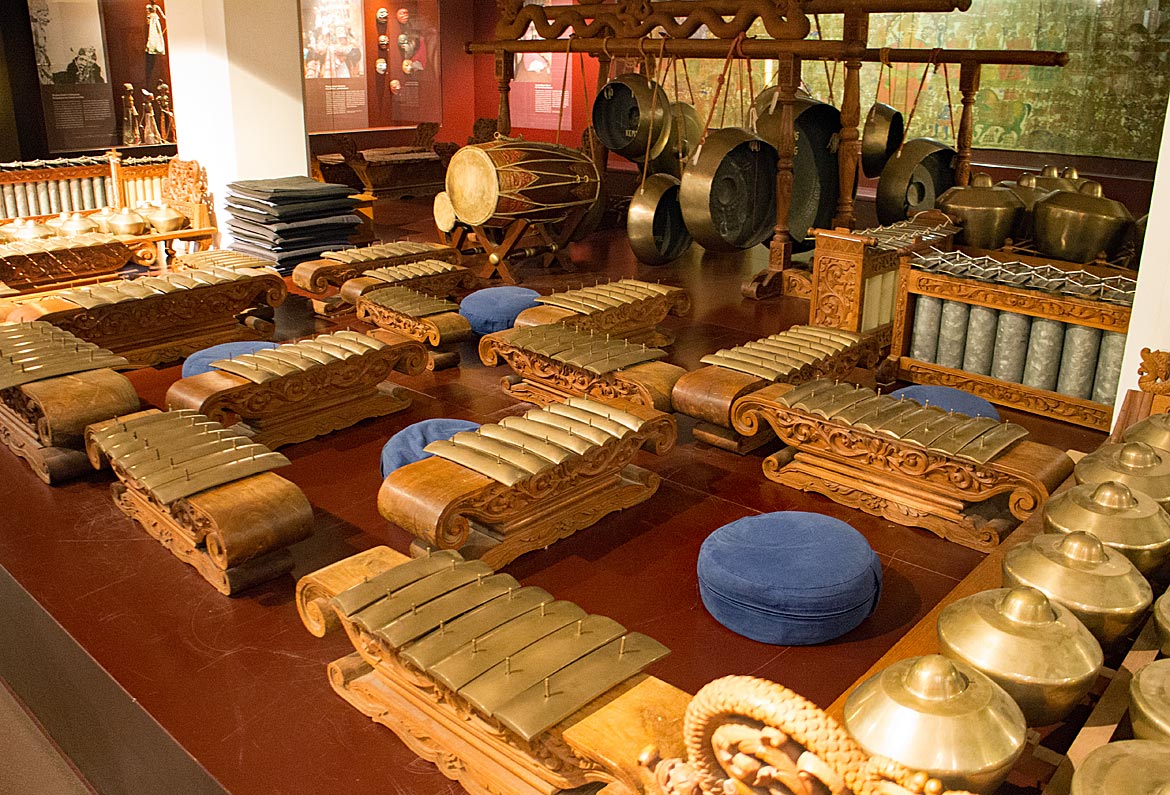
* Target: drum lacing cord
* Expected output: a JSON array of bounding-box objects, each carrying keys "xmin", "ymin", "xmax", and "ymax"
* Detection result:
[
  {"xmin": 813, "ymin": 14, "xmax": 838, "ymax": 106},
  {"xmin": 555, "ymin": 36, "xmax": 573, "ymax": 145},
  {"xmin": 899, "ymin": 48, "xmax": 942, "ymax": 155},
  {"xmin": 693, "ymin": 32, "xmax": 745, "ymax": 166},
  {"xmin": 638, "ymin": 37, "xmax": 670, "ymax": 196}
]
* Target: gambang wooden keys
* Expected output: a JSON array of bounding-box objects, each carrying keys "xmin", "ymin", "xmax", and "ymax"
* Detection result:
[
  {"xmin": 513, "ymin": 278, "xmax": 691, "ymax": 346},
  {"xmin": 296, "ymin": 547, "xmax": 683, "ymax": 795},
  {"xmin": 164, "ymin": 329, "xmax": 428, "ymax": 449},
  {"xmin": 356, "ymin": 284, "xmax": 472, "ymax": 370},
  {"xmin": 480, "ymin": 323, "xmax": 686, "ymax": 411},
  {"xmin": 379, "ymin": 397, "xmax": 676, "ymax": 569},
  {"xmin": 291, "ymin": 240, "xmax": 466, "ymax": 312},
  {"xmin": 0, "ymin": 321, "xmax": 138, "ymax": 482},
  {"xmin": 672, "ymin": 325, "xmax": 870, "ymax": 453},
  {"xmin": 86, "ymin": 409, "xmax": 313, "ymax": 594},
  {"xmin": 0, "ymin": 261, "xmax": 287, "ymax": 367},
  {"xmin": 731, "ymin": 379, "xmax": 1073, "ymax": 550}
]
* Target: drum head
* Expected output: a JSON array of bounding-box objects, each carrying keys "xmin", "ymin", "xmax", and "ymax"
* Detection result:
[
  {"xmin": 433, "ymin": 191, "xmax": 457, "ymax": 233},
  {"xmin": 446, "ymin": 146, "xmax": 499, "ymax": 227},
  {"xmin": 628, "ymin": 174, "xmax": 692, "ymax": 265}
]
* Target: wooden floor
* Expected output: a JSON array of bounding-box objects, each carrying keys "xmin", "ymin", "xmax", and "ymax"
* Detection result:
[{"xmin": 0, "ymin": 197, "xmax": 1107, "ymax": 794}]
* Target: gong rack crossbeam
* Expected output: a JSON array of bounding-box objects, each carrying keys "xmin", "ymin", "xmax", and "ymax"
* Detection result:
[{"xmin": 471, "ymin": 0, "xmax": 1067, "ymax": 300}]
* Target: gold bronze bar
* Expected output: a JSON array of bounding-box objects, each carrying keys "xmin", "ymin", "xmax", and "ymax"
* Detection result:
[
  {"xmin": 492, "ymin": 631, "xmax": 670, "ymax": 741},
  {"xmin": 447, "ymin": 431, "xmax": 557, "ymax": 476},
  {"xmin": 564, "ymin": 396, "xmax": 646, "ymax": 432},
  {"xmin": 519, "ymin": 410, "xmax": 613, "ymax": 447},
  {"xmin": 927, "ymin": 416, "xmax": 1000, "ymax": 454},
  {"xmin": 331, "ymin": 549, "xmax": 466, "ymax": 618},
  {"xmin": 497, "ymin": 416, "xmax": 595, "ymax": 455},
  {"xmin": 427, "ymin": 600, "xmax": 586, "ymax": 691},
  {"xmin": 476, "ymin": 425, "xmax": 576, "ymax": 464},
  {"xmin": 853, "ymin": 400, "xmax": 921, "ymax": 433},
  {"xmin": 458, "ymin": 615, "xmax": 626, "ymax": 716},
  {"xmin": 700, "ymin": 353, "xmax": 791, "ymax": 381},
  {"xmin": 379, "ymin": 573, "xmax": 522, "ymax": 649},
  {"xmin": 401, "ymin": 586, "xmax": 554, "ymax": 671},
  {"xmin": 954, "ymin": 423, "xmax": 1029, "ymax": 465},
  {"xmin": 353, "ymin": 560, "xmax": 496, "ymax": 635},
  {"xmin": 424, "ymin": 440, "xmax": 533, "ymax": 486},
  {"xmin": 544, "ymin": 403, "xmax": 628, "ymax": 438}
]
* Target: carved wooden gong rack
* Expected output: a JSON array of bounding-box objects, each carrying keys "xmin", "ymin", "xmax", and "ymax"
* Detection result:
[{"xmin": 470, "ymin": 1, "xmax": 1068, "ymax": 300}]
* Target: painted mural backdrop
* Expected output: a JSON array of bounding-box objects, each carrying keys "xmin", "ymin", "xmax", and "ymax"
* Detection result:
[{"xmin": 666, "ymin": 0, "xmax": 1170, "ymax": 161}]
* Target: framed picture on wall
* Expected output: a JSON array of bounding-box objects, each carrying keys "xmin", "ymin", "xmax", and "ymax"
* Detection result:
[
  {"xmin": 28, "ymin": 0, "xmax": 118, "ymax": 151},
  {"xmin": 301, "ymin": 0, "xmax": 441, "ymax": 134}
]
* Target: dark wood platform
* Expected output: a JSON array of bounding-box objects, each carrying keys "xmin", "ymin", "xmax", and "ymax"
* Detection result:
[{"xmin": 0, "ymin": 197, "xmax": 1108, "ymax": 794}]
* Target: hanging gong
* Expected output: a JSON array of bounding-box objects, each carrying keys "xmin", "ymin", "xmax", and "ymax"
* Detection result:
[
  {"xmin": 649, "ymin": 102, "xmax": 701, "ymax": 179},
  {"xmin": 875, "ymin": 138, "xmax": 956, "ymax": 225},
  {"xmin": 754, "ymin": 91, "xmax": 843, "ymax": 251},
  {"xmin": 680, "ymin": 127, "xmax": 778, "ymax": 252},
  {"xmin": 627, "ymin": 173, "xmax": 692, "ymax": 266},
  {"xmin": 861, "ymin": 102, "xmax": 905, "ymax": 178},
  {"xmin": 592, "ymin": 73, "xmax": 673, "ymax": 163}
]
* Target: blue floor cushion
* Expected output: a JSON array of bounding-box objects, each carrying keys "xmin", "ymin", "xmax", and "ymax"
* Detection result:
[
  {"xmin": 458, "ymin": 286, "xmax": 540, "ymax": 335},
  {"xmin": 889, "ymin": 384, "xmax": 999, "ymax": 420},
  {"xmin": 380, "ymin": 418, "xmax": 481, "ymax": 478},
  {"xmin": 698, "ymin": 512, "xmax": 882, "ymax": 645},
  {"xmin": 181, "ymin": 341, "xmax": 280, "ymax": 378}
]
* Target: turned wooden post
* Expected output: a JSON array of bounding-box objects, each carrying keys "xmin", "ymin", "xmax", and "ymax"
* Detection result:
[
  {"xmin": 833, "ymin": 14, "xmax": 867, "ymax": 229},
  {"xmin": 496, "ymin": 51, "xmax": 514, "ymax": 136},
  {"xmin": 954, "ymin": 61, "xmax": 981, "ymax": 186},
  {"xmin": 767, "ymin": 53, "xmax": 798, "ymax": 274}
]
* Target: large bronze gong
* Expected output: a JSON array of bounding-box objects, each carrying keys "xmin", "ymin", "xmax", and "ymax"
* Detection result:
[
  {"xmin": 627, "ymin": 173, "xmax": 692, "ymax": 265},
  {"xmin": 679, "ymin": 127, "xmax": 778, "ymax": 252},
  {"xmin": 875, "ymin": 138, "xmax": 956, "ymax": 224},
  {"xmin": 445, "ymin": 138, "xmax": 600, "ymax": 228},
  {"xmin": 754, "ymin": 91, "xmax": 843, "ymax": 251},
  {"xmin": 649, "ymin": 102, "xmax": 701, "ymax": 179},
  {"xmin": 592, "ymin": 73, "xmax": 672, "ymax": 163}
]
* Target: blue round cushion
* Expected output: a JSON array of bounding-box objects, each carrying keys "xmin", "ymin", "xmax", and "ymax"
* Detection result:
[
  {"xmin": 459, "ymin": 286, "xmax": 541, "ymax": 335},
  {"xmin": 182, "ymin": 341, "xmax": 280, "ymax": 378},
  {"xmin": 380, "ymin": 418, "xmax": 481, "ymax": 478},
  {"xmin": 697, "ymin": 512, "xmax": 882, "ymax": 645},
  {"xmin": 889, "ymin": 385, "xmax": 999, "ymax": 420}
]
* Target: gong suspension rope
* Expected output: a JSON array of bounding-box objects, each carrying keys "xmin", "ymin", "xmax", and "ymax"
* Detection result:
[
  {"xmin": 941, "ymin": 60, "xmax": 957, "ymax": 143},
  {"xmin": 694, "ymin": 32, "xmax": 745, "ymax": 166},
  {"xmin": 638, "ymin": 37, "xmax": 671, "ymax": 196},
  {"xmin": 555, "ymin": 35, "xmax": 573, "ymax": 145},
  {"xmin": 813, "ymin": 14, "xmax": 838, "ymax": 106},
  {"xmin": 899, "ymin": 47, "xmax": 941, "ymax": 154}
]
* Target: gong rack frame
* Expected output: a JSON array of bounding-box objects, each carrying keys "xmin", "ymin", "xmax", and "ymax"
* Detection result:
[{"xmin": 469, "ymin": 0, "xmax": 1068, "ymax": 300}]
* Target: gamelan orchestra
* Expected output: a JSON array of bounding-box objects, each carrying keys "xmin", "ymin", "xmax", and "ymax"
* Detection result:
[{"xmin": 3, "ymin": 1, "xmax": 1170, "ymax": 795}]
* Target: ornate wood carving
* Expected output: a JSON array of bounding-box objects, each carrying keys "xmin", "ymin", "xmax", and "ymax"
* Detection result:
[
  {"xmin": 291, "ymin": 245, "xmax": 464, "ymax": 297},
  {"xmin": 514, "ymin": 286, "xmax": 691, "ymax": 348},
  {"xmin": 0, "ymin": 368, "xmax": 139, "ymax": 484},
  {"xmin": 164, "ymin": 333, "xmax": 428, "ymax": 450},
  {"xmin": 356, "ymin": 299, "xmax": 472, "ymax": 371},
  {"xmin": 494, "ymin": 1, "xmax": 810, "ymax": 43},
  {"xmin": 478, "ymin": 334, "xmax": 686, "ymax": 413},
  {"xmin": 379, "ymin": 402, "xmax": 676, "ymax": 569},
  {"xmin": 644, "ymin": 675, "xmax": 977, "ymax": 795},
  {"xmin": 889, "ymin": 255, "xmax": 1129, "ymax": 430},
  {"xmin": 731, "ymin": 383, "xmax": 1073, "ymax": 550},
  {"xmin": 898, "ymin": 358, "xmax": 1114, "ymax": 431},
  {"xmin": 3, "ymin": 273, "xmax": 287, "ymax": 367},
  {"xmin": 0, "ymin": 240, "xmax": 134, "ymax": 295},
  {"xmin": 1137, "ymin": 348, "xmax": 1170, "ymax": 396}
]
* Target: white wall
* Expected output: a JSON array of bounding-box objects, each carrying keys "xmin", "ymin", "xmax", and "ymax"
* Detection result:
[
  {"xmin": 166, "ymin": 0, "xmax": 309, "ymax": 243},
  {"xmin": 1115, "ymin": 91, "xmax": 1170, "ymax": 425}
]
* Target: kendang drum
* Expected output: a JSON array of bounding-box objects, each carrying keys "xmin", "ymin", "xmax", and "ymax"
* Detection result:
[
  {"xmin": 445, "ymin": 138, "xmax": 600, "ymax": 228},
  {"xmin": 680, "ymin": 127, "xmax": 778, "ymax": 252}
]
